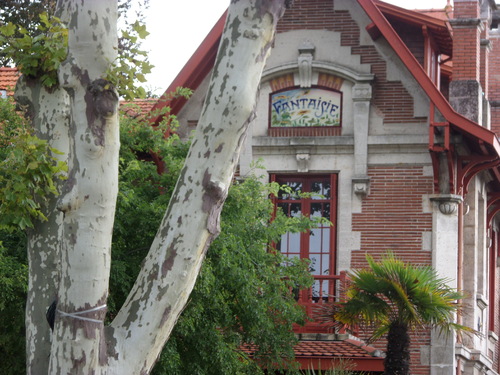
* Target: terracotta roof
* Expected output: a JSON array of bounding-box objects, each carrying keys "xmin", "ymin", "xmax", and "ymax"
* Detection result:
[
  {"xmin": 121, "ymin": 99, "xmax": 156, "ymax": 118},
  {"xmin": 418, "ymin": 8, "xmax": 453, "ymax": 21},
  {"xmin": 241, "ymin": 338, "xmax": 384, "ymax": 371},
  {"xmin": 296, "ymin": 339, "xmax": 382, "ymax": 358},
  {"xmin": 0, "ymin": 67, "xmax": 19, "ymax": 95},
  {"xmin": 242, "ymin": 338, "xmax": 382, "ymax": 359}
]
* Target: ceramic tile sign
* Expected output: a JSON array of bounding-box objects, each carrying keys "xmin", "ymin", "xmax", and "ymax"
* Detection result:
[{"xmin": 270, "ymin": 87, "xmax": 342, "ymax": 128}]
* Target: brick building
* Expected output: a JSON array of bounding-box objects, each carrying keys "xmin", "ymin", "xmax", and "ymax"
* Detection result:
[{"xmin": 151, "ymin": 0, "xmax": 500, "ymax": 373}]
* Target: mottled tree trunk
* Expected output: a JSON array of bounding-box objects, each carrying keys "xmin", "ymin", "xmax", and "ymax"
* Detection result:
[
  {"xmin": 21, "ymin": 0, "xmax": 289, "ymax": 373},
  {"xmin": 384, "ymin": 321, "xmax": 410, "ymax": 375},
  {"xmin": 15, "ymin": 79, "xmax": 70, "ymax": 375},
  {"xmin": 107, "ymin": 1, "xmax": 288, "ymax": 373},
  {"xmin": 46, "ymin": 1, "xmax": 119, "ymax": 373}
]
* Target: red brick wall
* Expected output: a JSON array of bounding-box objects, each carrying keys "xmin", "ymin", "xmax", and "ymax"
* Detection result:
[
  {"xmin": 451, "ymin": 1, "xmax": 481, "ymax": 81},
  {"xmin": 490, "ymin": 33, "xmax": 500, "ymax": 135},
  {"xmin": 480, "ymin": 26, "xmax": 489, "ymax": 98},
  {"xmin": 351, "ymin": 165, "xmax": 434, "ymax": 374},
  {"xmin": 352, "ymin": 166, "xmax": 433, "ymax": 265},
  {"xmin": 491, "ymin": 34, "xmax": 500, "ymax": 103},
  {"xmin": 276, "ymin": 0, "xmax": 422, "ymax": 124}
]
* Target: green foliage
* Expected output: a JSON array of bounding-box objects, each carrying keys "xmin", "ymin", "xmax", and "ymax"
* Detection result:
[
  {"xmin": 108, "ymin": 20, "xmax": 154, "ymax": 100},
  {"xmin": 0, "ymin": 0, "xmax": 57, "ymax": 66},
  {"xmin": 0, "ymin": 1, "xmax": 153, "ymax": 98},
  {"xmin": 152, "ymin": 176, "xmax": 314, "ymax": 375},
  {"xmin": 0, "ymin": 13, "xmax": 68, "ymax": 87},
  {"xmin": 0, "ymin": 236, "xmax": 28, "ymax": 375},
  {"xmin": 110, "ymin": 101, "xmax": 316, "ymax": 374},
  {"xmin": 0, "ymin": 99, "xmax": 67, "ymax": 232}
]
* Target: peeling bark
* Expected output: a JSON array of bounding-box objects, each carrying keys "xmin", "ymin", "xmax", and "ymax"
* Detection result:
[
  {"xmin": 48, "ymin": 1, "xmax": 119, "ymax": 374},
  {"xmin": 23, "ymin": 0, "xmax": 288, "ymax": 373},
  {"xmin": 108, "ymin": 1, "xmax": 288, "ymax": 373},
  {"xmin": 15, "ymin": 77, "xmax": 70, "ymax": 375}
]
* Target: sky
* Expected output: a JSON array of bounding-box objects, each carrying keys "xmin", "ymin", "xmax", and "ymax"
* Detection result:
[{"xmin": 142, "ymin": 0, "xmax": 449, "ymax": 96}]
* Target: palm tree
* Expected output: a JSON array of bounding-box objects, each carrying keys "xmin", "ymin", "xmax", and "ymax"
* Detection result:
[{"xmin": 325, "ymin": 253, "xmax": 473, "ymax": 375}]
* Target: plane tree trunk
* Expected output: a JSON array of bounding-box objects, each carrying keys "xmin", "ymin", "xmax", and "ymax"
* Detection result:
[
  {"xmin": 18, "ymin": 0, "xmax": 289, "ymax": 373},
  {"xmin": 15, "ymin": 79, "xmax": 70, "ymax": 375},
  {"xmin": 108, "ymin": 1, "xmax": 288, "ymax": 373}
]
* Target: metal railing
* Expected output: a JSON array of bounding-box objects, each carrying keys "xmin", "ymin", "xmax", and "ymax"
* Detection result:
[{"xmin": 294, "ymin": 272, "xmax": 347, "ymax": 333}]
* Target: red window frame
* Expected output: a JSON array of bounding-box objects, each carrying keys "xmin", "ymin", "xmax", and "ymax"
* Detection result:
[{"xmin": 271, "ymin": 174, "xmax": 338, "ymax": 313}]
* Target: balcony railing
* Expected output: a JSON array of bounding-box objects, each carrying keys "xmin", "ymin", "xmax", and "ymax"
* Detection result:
[{"xmin": 294, "ymin": 272, "xmax": 348, "ymax": 333}]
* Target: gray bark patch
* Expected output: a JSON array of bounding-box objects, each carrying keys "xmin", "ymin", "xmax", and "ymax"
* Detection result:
[
  {"xmin": 85, "ymin": 79, "xmax": 118, "ymax": 147},
  {"xmin": 161, "ymin": 244, "xmax": 177, "ymax": 277}
]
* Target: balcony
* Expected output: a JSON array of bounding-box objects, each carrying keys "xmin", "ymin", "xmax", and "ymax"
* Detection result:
[{"xmin": 294, "ymin": 272, "xmax": 347, "ymax": 333}]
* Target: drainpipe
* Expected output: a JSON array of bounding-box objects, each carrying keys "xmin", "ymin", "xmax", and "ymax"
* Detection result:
[{"xmin": 456, "ymin": 200, "xmax": 464, "ymax": 375}]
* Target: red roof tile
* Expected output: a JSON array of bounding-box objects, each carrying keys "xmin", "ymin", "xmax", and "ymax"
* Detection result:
[
  {"xmin": 120, "ymin": 99, "xmax": 156, "ymax": 118},
  {"xmin": 241, "ymin": 338, "xmax": 384, "ymax": 371},
  {"xmin": 242, "ymin": 339, "xmax": 382, "ymax": 359},
  {"xmin": 0, "ymin": 67, "xmax": 20, "ymax": 95}
]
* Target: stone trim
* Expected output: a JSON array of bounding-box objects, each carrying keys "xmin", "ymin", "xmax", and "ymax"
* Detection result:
[{"xmin": 449, "ymin": 18, "xmax": 483, "ymax": 29}]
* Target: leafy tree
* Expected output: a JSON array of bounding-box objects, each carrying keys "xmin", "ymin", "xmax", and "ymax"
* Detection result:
[
  {"xmin": 111, "ymin": 103, "xmax": 315, "ymax": 374},
  {"xmin": 0, "ymin": 97, "xmax": 30, "ymax": 374},
  {"xmin": 0, "ymin": 97, "xmax": 67, "ymax": 230},
  {"xmin": 0, "ymin": 230, "xmax": 27, "ymax": 375},
  {"xmin": 325, "ymin": 253, "xmax": 472, "ymax": 375},
  {"xmin": 0, "ymin": 0, "xmax": 57, "ymax": 66},
  {"xmin": 0, "ymin": 0, "xmax": 292, "ymax": 372},
  {"xmin": 0, "ymin": 88, "xmax": 313, "ymax": 374}
]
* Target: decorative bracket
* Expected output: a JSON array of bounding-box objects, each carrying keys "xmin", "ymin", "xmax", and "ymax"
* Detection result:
[
  {"xmin": 352, "ymin": 176, "xmax": 370, "ymax": 197},
  {"xmin": 458, "ymin": 155, "xmax": 500, "ymax": 196},
  {"xmin": 487, "ymin": 192, "xmax": 500, "ymax": 228},
  {"xmin": 296, "ymin": 149, "xmax": 311, "ymax": 172},
  {"xmin": 298, "ymin": 41, "xmax": 315, "ymax": 88},
  {"xmin": 429, "ymin": 149, "xmax": 456, "ymax": 195},
  {"xmin": 430, "ymin": 194, "xmax": 463, "ymax": 215}
]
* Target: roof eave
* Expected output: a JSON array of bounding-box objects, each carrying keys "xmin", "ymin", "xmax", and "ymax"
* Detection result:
[{"xmin": 358, "ymin": 0, "xmax": 500, "ymax": 157}]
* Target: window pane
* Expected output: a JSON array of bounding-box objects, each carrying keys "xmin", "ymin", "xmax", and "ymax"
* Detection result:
[
  {"xmin": 309, "ymin": 228, "xmax": 321, "ymax": 251},
  {"xmin": 311, "ymin": 180, "xmax": 331, "ymax": 199},
  {"xmin": 288, "ymin": 232, "xmax": 300, "ymax": 253},
  {"xmin": 277, "ymin": 236, "xmax": 286, "ymax": 253},
  {"xmin": 290, "ymin": 203, "xmax": 301, "ymax": 217},
  {"xmin": 309, "ymin": 254, "xmax": 320, "ymax": 275},
  {"xmin": 322, "ymin": 254, "xmax": 330, "ymax": 275},
  {"xmin": 279, "ymin": 202, "xmax": 302, "ymax": 218},
  {"xmin": 279, "ymin": 181, "xmax": 302, "ymax": 199},
  {"xmin": 311, "ymin": 203, "xmax": 331, "ymax": 221},
  {"xmin": 322, "ymin": 227, "xmax": 330, "ymax": 249}
]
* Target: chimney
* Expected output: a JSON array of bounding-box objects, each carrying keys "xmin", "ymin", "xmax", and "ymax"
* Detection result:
[
  {"xmin": 490, "ymin": 29, "xmax": 500, "ymax": 134},
  {"xmin": 449, "ymin": 0, "xmax": 483, "ymax": 123},
  {"xmin": 487, "ymin": 1, "xmax": 500, "ymax": 135}
]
